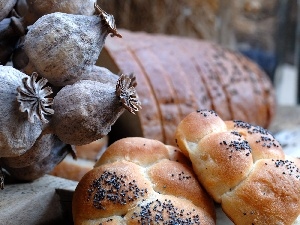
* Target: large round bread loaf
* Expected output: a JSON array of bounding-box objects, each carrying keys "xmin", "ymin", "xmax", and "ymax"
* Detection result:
[
  {"xmin": 72, "ymin": 137, "xmax": 216, "ymax": 225},
  {"xmin": 175, "ymin": 109, "xmax": 300, "ymax": 224},
  {"xmin": 97, "ymin": 29, "xmax": 275, "ymax": 146}
]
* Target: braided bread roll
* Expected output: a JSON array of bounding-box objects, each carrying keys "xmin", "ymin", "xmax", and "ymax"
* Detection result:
[
  {"xmin": 175, "ymin": 109, "xmax": 300, "ymax": 225},
  {"xmin": 72, "ymin": 137, "xmax": 215, "ymax": 225}
]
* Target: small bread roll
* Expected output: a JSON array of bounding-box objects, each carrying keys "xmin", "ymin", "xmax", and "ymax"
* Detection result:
[
  {"xmin": 175, "ymin": 109, "xmax": 300, "ymax": 225},
  {"xmin": 72, "ymin": 137, "xmax": 215, "ymax": 225}
]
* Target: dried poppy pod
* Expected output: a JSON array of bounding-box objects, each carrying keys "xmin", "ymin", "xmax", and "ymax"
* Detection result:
[
  {"xmin": 17, "ymin": 0, "xmax": 95, "ymax": 25},
  {"xmin": 0, "ymin": 66, "xmax": 53, "ymax": 157},
  {"xmin": 2, "ymin": 135, "xmax": 71, "ymax": 181},
  {"xmin": 75, "ymin": 65, "xmax": 119, "ymax": 86},
  {"xmin": 0, "ymin": 15, "xmax": 26, "ymax": 65},
  {"xmin": 50, "ymin": 74, "xmax": 141, "ymax": 146},
  {"xmin": 0, "ymin": 0, "xmax": 17, "ymax": 21},
  {"xmin": 23, "ymin": 4, "xmax": 121, "ymax": 86},
  {"xmin": 0, "ymin": 134, "xmax": 56, "ymax": 169}
]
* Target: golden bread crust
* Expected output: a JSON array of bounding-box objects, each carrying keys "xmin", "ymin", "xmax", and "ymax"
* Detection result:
[
  {"xmin": 196, "ymin": 131, "xmax": 253, "ymax": 202},
  {"xmin": 175, "ymin": 109, "xmax": 300, "ymax": 224},
  {"xmin": 222, "ymin": 159, "xmax": 300, "ymax": 225},
  {"xmin": 72, "ymin": 137, "xmax": 215, "ymax": 225},
  {"xmin": 225, "ymin": 120, "xmax": 284, "ymax": 161}
]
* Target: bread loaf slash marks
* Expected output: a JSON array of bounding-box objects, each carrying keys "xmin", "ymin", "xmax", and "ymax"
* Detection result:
[
  {"xmin": 148, "ymin": 34, "xmax": 198, "ymax": 119},
  {"xmin": 206, "ymin": 44, "xmax": 257, "ymax": 125},
  {"xmin": 123, "ymin": 31, "xmax": 181, "ymax": 145},
  {"xmin": 189, "ymin": 41, "xmax": 232, "ymax": 121},
  {"xmin": 177, "ymin": 38, "xmax": 212, "ymax": 111},
  {"xmin": 98, "ymin": 33, "xmax": 164, "ymax": 142}
]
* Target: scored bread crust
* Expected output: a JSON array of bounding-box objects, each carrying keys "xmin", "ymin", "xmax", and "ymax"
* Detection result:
[
  {"xmin": 123, "ymin": 31, "xmax": 182, "ymax": 146},
  {"xmin": 232, "ymin": 52, "xmax": 273, "ymax": 126},
  {"xmin": 238, "ymin": 53, "xmax": 276, "ymax": 126},
  {"xmin": 102, "ymin": 34, "xmax": 164, "ymax": 143},
  {"xmin": 183, "ymin": 39, "xmax": 232, "ymax": 121},
  {"xmin": 175, "ymin": 109, "xmax": 300, "ymax": 224},
  {"xmin": 176, "ymin": 38, "xmax": 213, "ymax": 111},
  {"xmin": 202, "ymin": 44, "xmax": 258, "ymax": 124},
  {"xmin": 72, "ymin": 137, "xmax": 215, "ymax": 225},
  {"xmin": 147, "ymin": 34, "xmax": 198, "ymax": 118},
  {"xmin": 100, "ymin": 29, "xmax": 275, "ymax": 146}
]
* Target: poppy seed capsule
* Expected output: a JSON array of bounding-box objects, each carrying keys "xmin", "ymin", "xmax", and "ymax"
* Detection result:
[
  {"xmin": 1, "ymin": 134, "xmax": 56, "ymax": 168},
  {"xmin": 0, "ymin": 0, "xmax": 17, "ymax": 21},
  {"xmin": 0, "ymin": 66, "xmax": 44, "ymax": 157},
  {"xmin": 20, "ymin": 0, "xmax": 95, "ymax": 25},
  {"xmin": 50, "ymin": 74, "xmax": 141, "ymax": 145},
  {"xmin": 23, "ymin": 4, "xmax": 121, "ymax": 86},
  {"xmin": 2, "ymin": 135, "xmax": 70, "ymax": 181}
]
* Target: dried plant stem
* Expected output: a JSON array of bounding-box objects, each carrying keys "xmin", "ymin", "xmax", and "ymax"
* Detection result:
[{"xmin": 0, "ymin": 166, "xmax": 5, "ymax": 190}]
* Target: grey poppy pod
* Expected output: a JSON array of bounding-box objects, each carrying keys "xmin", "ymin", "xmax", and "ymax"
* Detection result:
[
  {"xmin": 0, "ymin": 0, "xmax": 17, "ymax": 21},
  {"xmin": 50, "ymin": 74, "xmax": 141, "ymax": 145},
  {"xmin": 1, "ymin": 134, "xmax": 56, "ymax": 168},
  {"xmin": 75, "ymin": 65, "xmax": 119, "ymax": 86},
  {"xmin": 0, "ymin": 66, "xmax": 44, "ymax": 157},
  {"xmin": 20, "ymin": 0, "xmax": 95, "ymax": 25},
  {"xmin": 2, "ymin": 136, "xmax": 70, "ymax": 181},
  {"xmin": 23, "ymin": 4, "xmax": 121, "ymax": 86}
]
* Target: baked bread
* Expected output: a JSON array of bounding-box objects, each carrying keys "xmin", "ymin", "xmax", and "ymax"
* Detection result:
[
  {"xmin": 175, "ymin": 109, "xmax": 300, "ymax": 224},
  {"xmin": 97, "ymin": 29, "xmax": 275, "ymax": 146},
  {"xmin": 50, "ymin": 137, "xmax": 108, "ymax": 181},
  {"xmin": 72, "ymin": 137, "xmax": 216, "ymax": 225}
]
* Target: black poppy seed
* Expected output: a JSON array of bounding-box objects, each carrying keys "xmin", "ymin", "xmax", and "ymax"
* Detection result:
[
  {"xmin": 231, "ymin": 131, "xmax": 241, "ymax": 137},
  {"xmin": 131, "ymin": 199, "xmax": 201, "ymax": 224},
  {"xmin": 87, "ymin": 171, "xmax": 148, "ymax": 210}
]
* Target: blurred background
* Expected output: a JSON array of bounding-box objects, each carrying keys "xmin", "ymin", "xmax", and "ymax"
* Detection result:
[{"xmin": 98, "ymin": 0, "xmax": 300, "ymax": 106}]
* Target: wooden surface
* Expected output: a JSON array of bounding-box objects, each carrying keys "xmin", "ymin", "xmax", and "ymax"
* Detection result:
[{"xmin": 0, "ymin": 175, "xmax": 77, "ymax": 225}]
